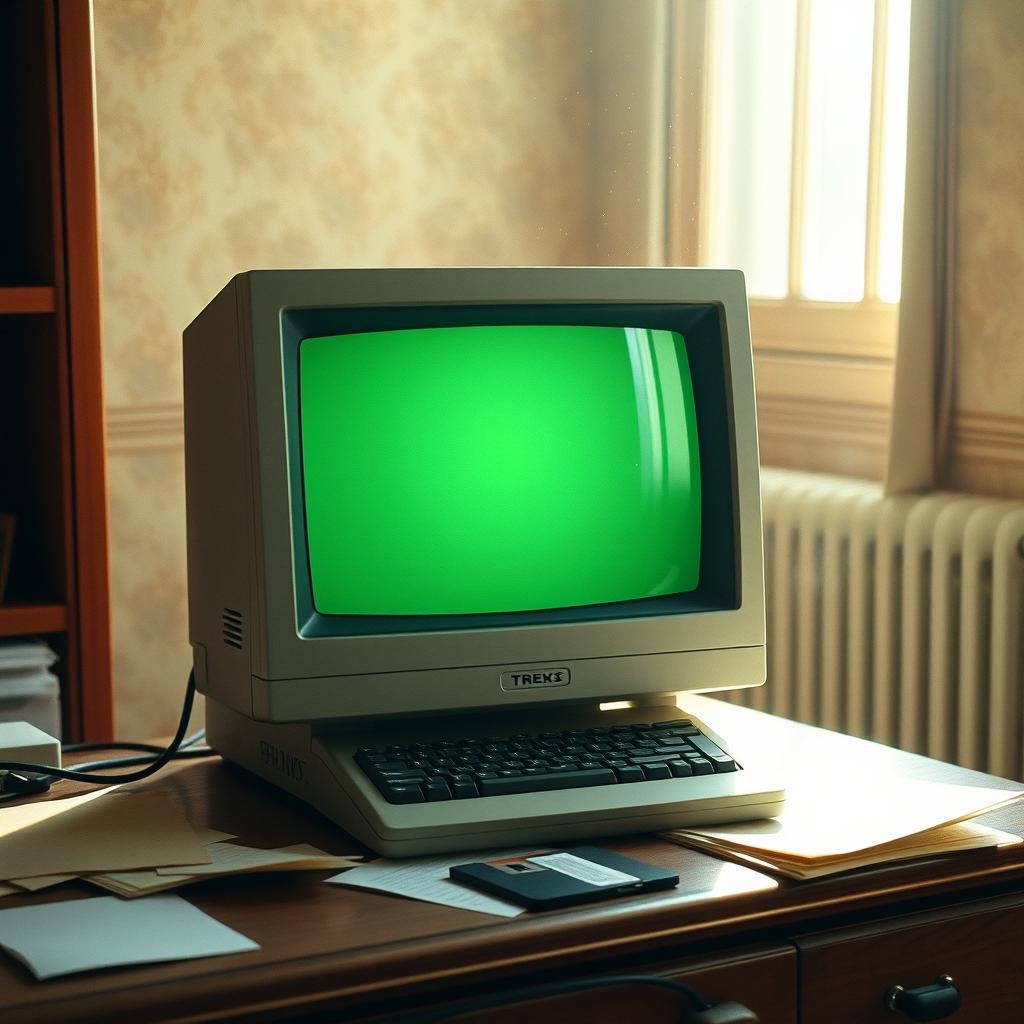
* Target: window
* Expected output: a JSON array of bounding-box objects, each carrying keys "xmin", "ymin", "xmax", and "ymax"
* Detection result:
[{"xmin": 667, "ymin": 0, "xmax": 913, "ymax": 478}]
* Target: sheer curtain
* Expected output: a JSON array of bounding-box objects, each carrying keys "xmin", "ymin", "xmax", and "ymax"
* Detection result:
[{"xmin": 884, "ymin": 0, "xmax": 957, "ymax": 495}]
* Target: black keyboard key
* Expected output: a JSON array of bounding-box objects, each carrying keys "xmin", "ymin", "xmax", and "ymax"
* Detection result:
[
  {"xmin": 669, "ymin": 760, "xmax": 694, "ymax": 777},
  {"xmin": 474, "ymin": 771, "xmax": 498, "ymax": 781},
  {"xmin": 576, "ymin": 761, "xmax": 604, "ymax": 771},
  {"xmin": 708, "ymin": 754, "xmax": 738, "ymax": 773},
  {"xmin": 642, "ymin": 764, "xmax": 671, "ymax": 781},
  {"xmin": 691, "ymin": 735, "xmax": 728, "ymax": 759},
  {"xmin": 478, "ymin": 768, "xmax": 615, "ymax": 797},
  {"xmin": 614, "ymin": 765, "xmax": 645, "ymax": 783},
  {"xmin": 689, "ymin": 757, "xmax": 715, "ymax": 775},
  {"xmin": 628, "ymin": 753, "xmax": 677, "ymax": 764},
  {"xmin": 655, "ymin": 738, "xmax": 690, "ymax": 748},
  {"xmin": 383, "ymin": 784, "xmax": 425, "ymax": 804},
  {"xmin": 451, "ymin": 779, "xmax": 478, "ymax": 798},
  {"xmin": 377, "ymin": 769, "xmax": 427, "ymax": 782},
  {"xmin": 523, "ymin": 767, "xmax": 548, "ymax": 775},
  {"xmin": 374, "ymin": 761, "xmax": 413, "ymax": 773},
  {"xmin": 424, "ymin": 780, "xmax": 452, "ymax": 801},
  {"xmin": 652, "ymin": 720, "xmax": 692, "ymax": 729}
]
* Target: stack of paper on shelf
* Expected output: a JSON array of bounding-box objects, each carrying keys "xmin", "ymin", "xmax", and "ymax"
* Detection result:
[
  {"xmin": 663, "ymin": 778, "xmax": 1024, "ymax": 880},
  {"xmin": 0, "ymin": 640, "xmax": 62, "ymax": 738},
  {"xmin": 0, "ymin": 788, "xmax": 361, "ymax": 897}
]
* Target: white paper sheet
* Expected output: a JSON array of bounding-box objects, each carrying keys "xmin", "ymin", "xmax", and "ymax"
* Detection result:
[
  {"xmin": 0, "ymin": 894, "xmax": 259, "ymax": 980},
  {"xmin": 327, "ymin": 850, "xmax": 529, "ymax": 918}
]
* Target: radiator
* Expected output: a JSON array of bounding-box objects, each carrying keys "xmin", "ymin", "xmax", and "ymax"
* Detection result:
[{"xmin": 725, "ymin": 468, "xmax": 1024, "ymax": 782}]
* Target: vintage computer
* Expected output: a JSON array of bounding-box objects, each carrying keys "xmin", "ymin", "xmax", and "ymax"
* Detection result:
[{"xmin": 183, "ymin": 267, "xmax": 783, "ymax": 856}]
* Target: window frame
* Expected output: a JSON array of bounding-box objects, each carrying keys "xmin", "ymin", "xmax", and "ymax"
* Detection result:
[{"xmin": 666, "ymin": 0, "xmax": 908, "ymax": 479}]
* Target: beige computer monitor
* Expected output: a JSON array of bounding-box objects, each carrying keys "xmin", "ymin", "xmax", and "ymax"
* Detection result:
[{"xmin": 183, "ymin": 267, "xmax": 765, "ymax": 728}]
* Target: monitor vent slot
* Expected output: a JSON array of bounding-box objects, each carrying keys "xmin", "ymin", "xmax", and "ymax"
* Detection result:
[{"xmin": 222, "ymin": 607, "xmax": 243, "ymax": 650}]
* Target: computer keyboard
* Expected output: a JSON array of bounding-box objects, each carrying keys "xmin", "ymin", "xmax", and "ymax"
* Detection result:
[{"xmin": 355, "ymin": 720, "xmax": 740, "ymax": 805}]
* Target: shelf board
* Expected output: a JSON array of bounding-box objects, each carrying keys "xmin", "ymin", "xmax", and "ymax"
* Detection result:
[
  {"xmin": 0, "ymin": 603, "xmax": 68, "ymax": 637},
  {"xmin": 0, "ymin": 286, "xmax": 57, "ymax": 314}
]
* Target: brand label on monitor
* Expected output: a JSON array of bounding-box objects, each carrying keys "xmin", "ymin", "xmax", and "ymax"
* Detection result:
[{"xmin": 500, "ymin": 667, "xmax": 571, "ymax": 691}]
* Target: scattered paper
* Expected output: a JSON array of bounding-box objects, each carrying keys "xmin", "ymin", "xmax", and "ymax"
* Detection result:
[
  {"xmin": 669, "ymin": 778, "xmax": 1023, "ymax": 862},
  {"xmin": 328, "ymin": 850, "xmax": 530, "ymax": 918},
  {"xmin": 674, "ymin": 820, "xmax": 1022, "ymax": 880},
  {"xmin": 0, "ymin": 790, "xmax": 212, "ymax": 881},
  {"xmin": 0, "ymin": 894, "xmax": 259, "ymax": 980},
  {"xmin": 156, "ymin": 842, "xmax": 361, "ymax": 876},
  {"xmin": 9, "ymin": 874, "xmax": 76, "ymax": 892},
  {"xmin": 8, "ymin": 828, "xmax": 235, "ymax": 894},
  {"xmin": 663, "ymin": 776, "xmax": 1024, "ymax": 880},
  {"xmin": 89, "ymin": 842, "xmax": 360, "ymax": 899}
]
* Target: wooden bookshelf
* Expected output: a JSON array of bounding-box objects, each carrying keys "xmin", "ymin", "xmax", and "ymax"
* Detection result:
[
  {"xmin": 0, "ymin": 0, "xmax": 112, "ymax": 740},
  {"xmin": 0, "ymin": 604, "xmax": 68, "ymax": 638},
  {"xmin": 0, "ymin": 288, "xmax": 57, "ymax": 315}
]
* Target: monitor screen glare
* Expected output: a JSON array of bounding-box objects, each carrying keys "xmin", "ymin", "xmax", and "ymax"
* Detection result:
[{"xmin": 299, "ymin": 324, "xmax": 701, "ymax": 617}]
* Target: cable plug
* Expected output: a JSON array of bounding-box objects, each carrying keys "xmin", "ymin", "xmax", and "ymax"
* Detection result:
[{"xmin": 0, "ymin": 770, "xmax": 53, "ymax": 797}]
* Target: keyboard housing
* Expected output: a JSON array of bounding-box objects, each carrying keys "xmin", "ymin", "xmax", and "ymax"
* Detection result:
[{"xmin": 207, "ymin": 696, "xmax": 785, "ymax": 857}]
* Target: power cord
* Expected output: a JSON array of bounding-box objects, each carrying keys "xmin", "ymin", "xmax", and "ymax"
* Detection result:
[{"xmin": 0, "ymin": 669, "xmax": 215, "ymax": 797}]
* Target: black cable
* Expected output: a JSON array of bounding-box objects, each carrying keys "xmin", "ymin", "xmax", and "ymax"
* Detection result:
[
  {"xmin": 69, "ymin": 747, "xmax": 214, "ymax": 773},
  {"xmin": 62, "ymin": 726, "xmax": 207, "ymax": 757},
  {"xmin": 396, "ymin": 974, "xmax": 713, "ymax": 1024},
  {"xmin": 0, "ymin": 669, "xmax": 201, "ymax": 787}
]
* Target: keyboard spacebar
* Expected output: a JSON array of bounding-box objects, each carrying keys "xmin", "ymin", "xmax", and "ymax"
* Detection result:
[{"xmin": 478, "ymin": 768, "xmax": 616, "ymax": 797}]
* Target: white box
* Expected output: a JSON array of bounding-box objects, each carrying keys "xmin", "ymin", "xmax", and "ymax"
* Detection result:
[{"xmin": 0, "ymin": 720, "xmax": 61, "ymax": 771}]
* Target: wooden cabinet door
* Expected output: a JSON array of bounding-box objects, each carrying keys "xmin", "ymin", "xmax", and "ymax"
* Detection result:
[{"xmin": 797, "ymin": 894, "xmax": 1024, "ymax": 1023}]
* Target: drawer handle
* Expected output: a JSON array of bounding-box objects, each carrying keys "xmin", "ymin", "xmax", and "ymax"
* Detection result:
[{"xmin": 886, "ymin": 975, "xmax": 961, "ymax": 1021}]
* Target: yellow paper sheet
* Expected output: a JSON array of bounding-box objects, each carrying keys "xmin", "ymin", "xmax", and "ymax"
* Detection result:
[
  {"xmin": 668, "ymin": 778, "xmax": 1023, "ymax": 863},
  {"xmin": 672, "ymin": 821, "xmax": 1021, "ymax": 880},
  {"xmin": 89, "ymin": 842, "xmax": 360, "ymax": 898},
  {"xmin": 8, "ymin": 827, "xmax": 234, "ymax": 891},
  {"xmin": 8, "ymin": 874, "xmax": 77, "ymax": 892},
  {"xmin": 155, "ymin": 842, "xmax": 360, "ymax": 876},
  {"xmin": 0, "ymin": 790, "xmax": 212, "ymax": 880}
]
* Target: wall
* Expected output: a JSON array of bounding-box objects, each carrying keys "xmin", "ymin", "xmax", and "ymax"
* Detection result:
[
  {"xmin": 945, "ymin": 0, "xmax": 1024, "ymax": 496},
  {"xmin": 94, "ymin": 0, "xmax": 595, "ymax": 737}
]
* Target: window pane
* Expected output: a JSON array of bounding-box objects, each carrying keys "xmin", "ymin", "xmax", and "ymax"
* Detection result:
[
  {"xmin": 705, "ymin": 0, "xmax": 798, "ymax": 299},
  {"xmin": 876, "ymin": 0, "xmax": 912, "ymax": 303},
  {"xmin": 800, "ymin": 0, "xmax": 875, "ymax": 301}
]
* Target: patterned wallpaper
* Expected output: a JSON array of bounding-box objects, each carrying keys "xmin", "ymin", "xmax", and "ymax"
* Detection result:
[
  {"xmin": 94, "ymin": 0, "xmax": 1024, "ymax": 736},
  {"xmin": 94, "ymin": 0, "xmax": 595, "ymax": 736},
  {"xmin": 946, "ymin": 0, "xmax": 1024, "ymax": 494}
]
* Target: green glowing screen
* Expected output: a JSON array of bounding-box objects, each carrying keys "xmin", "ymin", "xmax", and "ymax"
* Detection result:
[{"xmin": 299, "ymin": 325, "xmax": 701, "ymax": 616}]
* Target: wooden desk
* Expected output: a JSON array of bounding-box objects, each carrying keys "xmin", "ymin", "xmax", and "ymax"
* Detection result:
[{"xmin": 3, "ymin": 696, "xmax": 1024, "ymax": 1024}]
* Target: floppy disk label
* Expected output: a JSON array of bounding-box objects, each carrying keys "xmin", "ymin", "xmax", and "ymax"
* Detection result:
[{"xmin": 526, "ymin": 852, "xmax": 639, "ymax": 887}]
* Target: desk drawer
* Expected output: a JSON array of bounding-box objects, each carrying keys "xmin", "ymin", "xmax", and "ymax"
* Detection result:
[
  {"xmin": 392, "ymin": 944, "xmax": 797, "ymax": 1024},
  {"xmin": 797, "ymin": 894, "xmax": 1024, "ymax": 1023}
]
